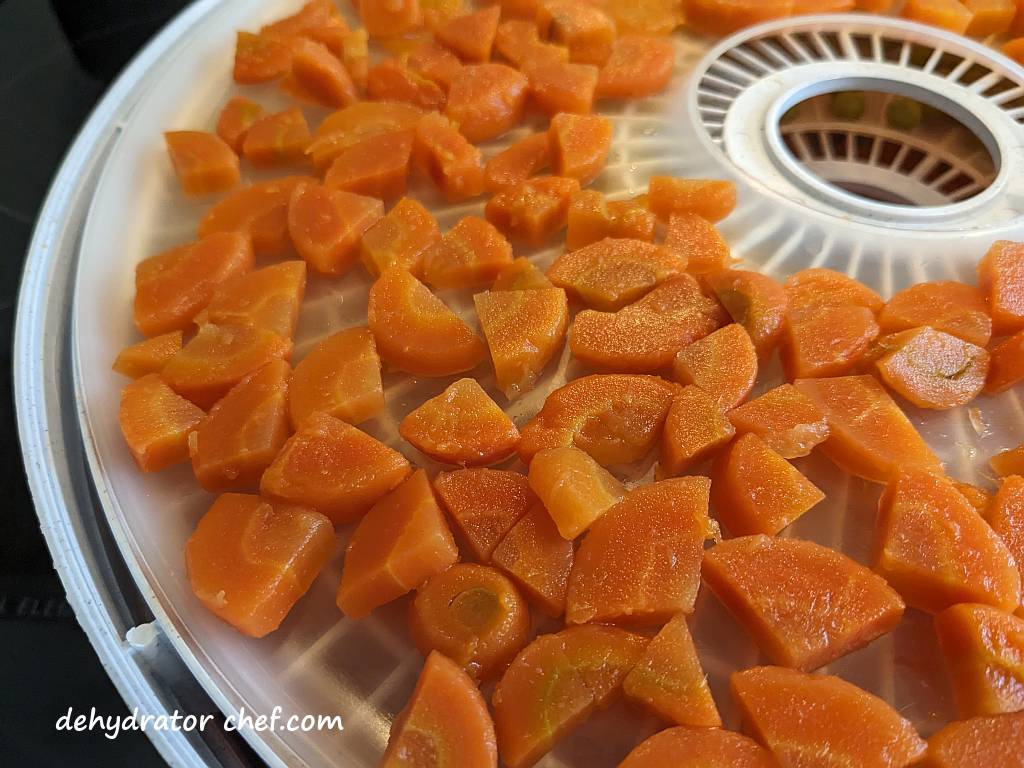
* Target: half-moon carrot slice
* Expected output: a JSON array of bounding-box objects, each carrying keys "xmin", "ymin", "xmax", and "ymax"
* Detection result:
[
  {"xmin": 288, "ymin": 182, "xmax": 384, "ymax": 276},
  {"xmin": 288, "ymin": 37, "xmax": 358, "ymax": 107},
  {"xmin": 672, "ymin": 323, "xmax": 757, "ymax": 410},
  {"xmin": 367, "ymin": 58, "xmax": 447, "ymax": 110},
  {"xmin": 661, "ymin": 385, "xmax": 736, "ymax": 476},
  {"xmin": 164, "ymin": 131, "xmax": 240, "ymax": 197},
  {"xmin": 783, "ymin": 267, "xmax": 883, "ymax": 326},
  {"xmin": 434, "ymin": 468, "xmax": 536, "ymax": 562},
  {"xmin": 323, "ymin": 129, "xmax": 415, "ymax": 200},
  {"xmin": 491, "ymin": 503, "xmax": 574, "ymax": 616},
  {"xmin": 727, "ymin": 383, "xmax": 829, "ymax": 459},
  {"xmin": 619, "ymin": 727, "xmax": 776, "ymax": 768},
  {"xmin": 874, "ymin": 327, "xmax": 989, "ymax": 410},
  {"xmin": 118, "ymin": 374, "xmax": 205, "ymax": 472},
  {"xmin": 288, "ymin": 327, "xmax": 383, "ymax": 428},
  {"xmin": 360, "ymin": 0, "xmax": 422, "ymax": 37},
  {"xmin": 445, "ymin": 63, "xmax": 529, "ymax": 143},
  {"xmin": 113, "ymin": 331, "xmax": 183, "ymax": 379}
]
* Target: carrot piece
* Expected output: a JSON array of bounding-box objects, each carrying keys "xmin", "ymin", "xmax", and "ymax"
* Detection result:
[
  {"xmin": 1004, "ymin": 36, "xmax": 1024, "ymax": 64},
  {"xmin": 485, "ymin": 176, "xmax": 580, "ymax": 246},
  {"xmin": 672, "ymin": 323, "xmax": 757, "ymax": 410},
  {"xmin": 956, "ymin": 480, "xmax": 994, "ymax": 515},
  {"xmin": 567, "ymin": 477, "xmax": 714, "ymax": 625},
  {"xmin": 185, "ymin": 494, "xmax": 334, "ymax": 637},
  {"xmin": 259, "ymin": 0, "xmax": 340, "ymax": 39},
  {"xmin": 434, "ymin": 5, "xmax": 501, "ymax": 62},
  {"xmin": 288, "ymin": 37, "xmax": 358, "ymax": 107},
  {"xmin": 902, "ymin": 0, "xmax": 976, "ymax": 33},
  {"xmin": 619, "ymin": 727, "xmax": 776, "ymax": 768},
  {"xmin": 649, "ymin": 177, "xmax": 737, "ymax": 223},
  {"xmin": 596, "ymin": 34, "xmax": 676, "ymax": 100},
  {"xmin": 233, "ymin": 31, "xmax": 291, "ymax": 84},
  {"xmin": 413, "ymin": 112, "xmax": 486, "ymax": 200},
  {"xmin": 500, "ymin": 0, "xmax": 543, "ymax": 19},
  {"xmin": 400, "ymin": 378, "xmax": 520, "ymax": 466},
  {"xmin": 874, "ymin": 327, "xmax": 989, "ymax": 410},
  {"xmin": 367, "ymin": 268, "xmax": 487, "ymax": 376},
  {"xmin": 484, "ymin": 132, "xmax": 551, "ymax": 194},
  {"xmin": 491, "ymin": 503, "xmax": 575, "ymax": 616},
  {"xmin": 528, "ymin": 445, "xmax": 625, "ymax": 539},
  {"xmin": 241, "ymin": 107, "xmax": 310, "ymax": 168},
  {"xmin": 445, "ymin": 63, "xmax": 529, "ymax": 143},
  {"xmin": 566, "ymin": 190, "xmax": 656, "ymax": 250},
  {"xmin": 423, "ymin": 216, "xmax": 514, "ymax": 289},
  {"xmin": 189, "ymin": 360, "xmax": 291, "ymax": 492},
  {"xmin": 857, "ymin": 0, "xmax": 896, "ymax": 9},
  {"xmin": 409, "ymin": 564, "xmax": 530, "ymax": 679},
  {"xmin": 537, "ymin": 0, "xmax": 617, "ymax": 65},
  {"xmin": 118, "ymin": 374, "xmax": 205, "ymax": 472},
  {"xmin": 493, "ymin": 257, "xmax": 553, "ymax": 291},
  {"xmin": 663, "ymin": 212, "xmax": 731, "ymax": 273},
  {"xmin": 704, "ymin": 269, "xmax": 787, "ymax": 359},
  {"xmin": 164, "ymin": 131, "xmax": 239, "ymax": 197},
  {"xmin": 366, "ymin": 58, "xmax": 447, "ymax": 110},
  {"xmin": 987, "ymin": 475, "xmax": 1024, "ymax": 589},
  {"xmin": 495, "ymin": 19, "xmax": 570, "ymax": 67},
  {"xmin": 727, "ymin": 383, "xmax": 829, "ymax": 459},
  {"xmin": 969, "ymin": 0, "xmax": 1015, "ymax": 35},
  {"xmin": 992, "ymin": 444, "xmax": 1024, "ymax": 478},
  {"xmin": 874, "ymin": 468, "xmax": 1021, "ymax": 613},
  {"xmin": 792, "ymin": 0, "xmax": 854, "ymax": 9},
  {"xmin": 199, "ymin": 176, "xmax": 315, "ymax": 256},
  {"xmin": 287, "ymin": 182, "xmax": 384, "ymax": 276},
  {"xmin": 526, "ymin": 61, "xmax": 599, "ymax": 115},
  {"xmin": 548, "ymin": 112, "xmax": 612, "ymax": 184},
  {"xmin": 935, "ymin": 603, "xmax": 1024, "ymax": 717},
  {"xmin": 113, "ymin": 331, "xmax": 183, "ymax": 379},
  {"xmin": 547, "ymin": 237, "xmax": 688, "ymax": 310},
  {"xmin": 196, "ymin": 261, "xmax": 306, "ymax": 339},
  {"xmin": 622, "ymin": 615, "xmax": 721, "ymax": 728},
  {"xmin": 407, "ymin": 40, "xmax": 463, "ymax": 90},
  {"xmin": 302, "ymin": 23, "xmax": 352, "ymax": 60},
  {"xmin": 604, "ymin": 0, "xmax": 683, "ymax": 35},
  {"xmin": 988, "ymin": 330, "xmax": 1024, "ymax": 396},
  {"xmin": 879, "ymin": 280, "xmax": 992, "ymax": 347},
  {"xmin": 794, "ymin": 376, "xmax": 940, "ymax": 483},
  {"xmin": 359, "ymin": 0, "xmax": 422, "ymax": 37},
  {"xmin": 308, "ymin": 101, "xmax": 423, "ymax": 171},
  {"xmin": 474, "ymin": 288, "xmax": 569, "ymax": 400},
  {"xmin": 518, "ymin": 374, "xmax": 678, "ymax": 464},
  {"xmin": 434, "ymin": 469, "xmax": 536, "ymax": 562},
  {"xmin": 781, "ymin": 304, "xmax": 880, "ymax": 380},
  {"xmin": 924, "ymin": 712, "xmax": 1024, "ymax": 768},
  {"xmin": 288, "ymin": 327, "xmax": 383, "ymax": 428},
  {"xmin": 338, "ymin": 28, "xmax": 369, "ymax": 89},
  {"xmin": 661, "ymin": 385, "xmax": 736, "ymax": 476},
  {"xmin": 783, "ymin": 267, "xmax": 883, "ymax": 325},
  {"xmin": 324, "ymin": 129, "xmax": 415, "ymax": 200},
  {"xmin": 685, "ymin": 0, "xmax": 794, "ymax": 36},
  {"xmin": 731, "ymin": 666, "xmax": 927, "ymax": 768},
  {"xmin": 216, "ymin": 96, "xmax": 265, "ymax": 154},
  {"xmin": 359, "ymin": 197, "xmax": 439, "ymax": 277}
]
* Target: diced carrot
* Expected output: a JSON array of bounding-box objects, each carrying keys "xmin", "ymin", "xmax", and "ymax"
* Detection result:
[
  {"xmin": 308, "ymin": 101, "xmax": 423, "ymax": 171},
  {"xmin": 956, "ymin": 480, "xmax": 994, "ymax": 515},
  {"xmin": 360, "ymin": 0, "xmax": 422, "ymax": 37},
  {"xmin": 704, "ymin": 269, "xmax": 787, "ymax": 359},
  {"xmin": 985, "ymin": 328, "xmax": 1024, "ymax": 394},
  {"xmin": 1004, "ymin": 36, "xmax": 1024, "ymax": 64},
  {"xmin": 537, "ymin": 0, "xmax": 617, "ymax": 65},
  {"xmin": 288, "ymin": 37, "xmax": 358, "ymax": 107},
  {"xmin": 413, "ymin": 112, "xmax": 486, "ymax": 201},
  {"xmin": 484, "ymin": 132, "xmax": 550, "ymax": 193},
  {"xmin": 474, "ymin": 288, "xmax": 569, "ymax": 400},
  {"xmin": 924, "ymin": 712, "xmax": 1024, "ymax": 768},
  {"xmin": 566, "ymin": 190, "xmax": 656, "ymax": 250},
  {"xmin": 323, "ymin": 129, "xmax": 415, "ymax": 200},
  {"xmin": 434, "ymin": 5, "xmax": 501, "ymax": 62},
  {"xmin": 902, "ymin": 0, "xmax": 975, "ymax": 33},
  {"xmin": 548, "ymin": 112, "xmax": 612, "ymax": 184},
  {"xmin": 302, "ymin": 22, "xmax": 351, "ymax": 59},
  {"xmin": 649, "ymin": 177, "xmax": 736, "ymax": 223},
  {"xmin": 619, "ymin": 727, "xmax": 776, "ymax": 768},
  {"xmin": 727, "ymin": 383, "xmax": 829, "ymax": 459},
  {"xmin": 495, "ymin": 20, "xmax": 570, "ymax": 68},
  {"xmin": 423, "ymin": 216, "xmax": 514, "ymax": 289},
  {"xmin": 493, "ymin": 257, "xmax": 554, "ymax": 291},
  {"xmin": 366, "ymin": 58, "xmax": 447, "ymax": 110},
  {"xmin": 528, "ymin": 445, "xmax": 625, "ymax": 539},
  {"xmin": 879, "ymin": 280, "xmax": 992, "ymax": 347},
  {"xmin": 340, "ymin": 28, "xmax": 369, "ymax": 89},
  {"xmin": 118, "ymin": 374, "xmax": 205, "ymax": 472},
  {"xmin": 783, "ymin": 267, "xmax": 883, "ymax": 326},
  {"xmin": 525, "ymin": 60, "xmax": 598, "ymax": 116},
  {"xmin": 660, "ymin": 385, "xmax": 735, "ymax": 476},
  {"xmin": 987, "ymin": 476, "xmax": 1024, "ymax": 590},
  {"xmin": 604, "ymin": 0, "xmax": 683, "ymax": 36},
  {"xmin": 485, "ymin": 176, "xmax": 580, "ymax": 247},
  {"xmin": 164, "ymin": 131, "xmax": 239, "ymax": 197},
  {"xmin": 685, "ymin": 0, "xmax": 794, "ymax": 36},
  {"xmin": 216, "ymin": 96, "xmax": 265, "ymax": 154},
  {"xmin": 781, "ymin": 304, "xmax": 880, "ymax": 380},
  {"xmin": 874, "ymin": 468, "xmax": 1021, "ymax": 613},
  {"xmin": 663, "ymin": 213, "xmax": 731, "ymax": 273},
  {"xmin": 368, "ymin": 268, "xmax": 487, "ymax": 376},
  {"xmin": 199, "ymin": 176, "xmax": 315, "ymax": 255},
  {"xmin": 288, "ymin": 182, "xmax": 384, "ymax": 276},
  {"xmin": 567, "ymin": 477, "xmax": 714, "ymax": 625},
  {"xmin": 409, "ymin": 564, "xmax": 530, "ymax": 679},
  {"xmin": 434, "ymin": 468, "xmax": 536, "ymax": 562},
  {"xmin": 500, "ymin": 0, "xmax": 542, "ymax": 19},
  {"xmin": 197, "ymin": 261, "xmax": 306, "ymax": 339},
  {"xmin": 444, "ymin": 64, "xmax": 529, "ymax": 143},
  {"xmin": 241, "ymin": 107, "xmax": 311, "ymax": 168},
  {"xmin": 359, "ymin": 197, "xmax": 439, "ymax": 277},
  {"xmin": 491, "ymin": 503, "xmax": 575, "ymax": 616},
  {"xmin": 233, "ymin": 31, "xmax": 291, "ymax": 84},
  {"xmin": 185, "ymin": 493, "xmax": 334, "ymax": 637},
  {"xmin": 113, "ymin": 332, "xmax": 183, "ymax": 379},
  {"xmin": 597, "ymin": 34, "xmax": 676, "ymax": 100},
  {"xmin": 420, "ymin": 0, "xmax": 464, "ymax": 27},
  {"xmin": 259, "ymin": 0, "xmax": 340, "ymax": 39},
  {"xmin": 875, "ymin": 327, "xmax": 989, "ymax": 410},
  {"xmin": 672, "ymin": 323, "xmax": 757, "ymax": 411},
  {"xmin": 992, "ymin": 444, "xmax": 1024, "ymax": 477},
  {"xmin": 289, "ymin": 327, "xmax": 383, "ymax": 428}
]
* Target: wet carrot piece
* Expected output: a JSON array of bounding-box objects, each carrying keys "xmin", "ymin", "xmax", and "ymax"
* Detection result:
[
  {"xmin": 400, "ymin": 378, "xmax": 520, "ymax": 466},
  {"xmin": 528, "ymin": 445, "xmax": 625, "ymax": 539},
  {"xmin": 902, "ymin": 0, "xmax": 975, "ymax": 33},
  {"xmin": 241, "ymin": 107, "xmax": 310, "ymax": 168},
  {"xmin": 335, "ymin": 28, "xmax": 367, "ymax": 89},
  {"xmin": 622, "ymin": 615, "xmax": 721, "ymax": 728},
  {"xmin": 686, "ymin": 0, "xmax": 794, "ymax": 35},
  {"xmin": 704, "ymin": 269, "xmax": 787, "ymax": 359},
  {"xmin": 162, "ymin": 324, "xmax": 292, "ymax": 410},
  {"xmin": 422, "ymin": 216, "xmax": 514, "ymax": 289},
  {"xmin": 367, "ymin": 268, "xmax": 487, "ymax": 376},
  {"xmin": 619, "ymin": 727, "xmax": 776, "ymax": 768},
  {"xmin": 956, "ymin": 480, "xmax": 994, "ymax": 515},
  {"xmin": 649, "ymin": 177, "xmax": 736, "ymax": 223},
  {"xmin": 233, "ymin": 31, "xmax": 291, "ymax": 84},
  {"xmin": 874, "ymin": 468, "xmax": 1022, "ymax": 613},
  {"xmin": 189, "ymin": 360, "xmax": 290, "ymax": 492},
  {"xmin": 113, "ymin": 331, "xmax": 182, "ymax": 379},
  {"xmin": 492, "ymin": 625, "xmax": 647, "ymax": 768},
  {"xmin": 1004, "ymin": 36, "xmax": 1024, "ymax": 64},
  {"xmin": 547, "ymin": 237, "xmax": 688, "ymax": 311},
  {"xmin": 548, "ymin": 112, "xmax": 612, "ymax": 184},
  {"xmin": 731, "ymin": 666, "xmax": 927, "ymax": 768},
  {"xmin": 288, "ymin": 182, "xmax": 384, "ymax": 276},
  {"xmin": 493, "ymin": 258, "xmax": 554, "ymax": 291},
  {"xmin": 987, "ymin": 475, "xmax": 1024, "ymax": 588},
  {"xmin": 969, "ymin": 0, "xmax": 1015, "ymax": 36},
  {"xmin": 185, "ymin": 494, "xmax": 334, "ymax": 637},
  {"xmin": 484, "ymin": 134, "xmax": 550, "ymax": 194},
  {"xmin": 288, "ymin": 328, "xmax": 383, "ymax": 428},
  {"xmin": 216, "ymin": 97, "xmax": 265, "ymax": 154},
  {"xmin": 308, "ymin": 101, "xmax": 423, "ymax": 170},
  {"xmin": 727, "ymin": 383, "xmax": 829, "ymax": 459},
  {"xmin": 566, "ymin": 190, "xmax": 656, "ymax": 251},
  {"xmin": 663, "ymin": 213, "xmax": 731, "ymax": 274},
  {"xmin": 783, "ymin": 267, "xmax": 883, "ymax": 326},
  {"xmin": 596, "ymin": 34, "xmax": 676, "ymax": 100},
  {"xmin": 500, "ymin": 0, "xmax": 542, "ymax": 19},
  {"xmin": 879, "ymin": 280, "xmax": 992, "ymax": 347},
  {"xmin": 359, "ymin": 197, "xmax": 439, "ymax": 277},
  {"xmin": 935, "ymin": 603, "xmax": 1024, "ymax": 717},
  {"xmin": 984, "ymin": 329, "xmax": 1024, "ymax": 394},
  {"xmin": 259, "ymin": 0, "xmax": 340, "ymax": 38},
  {"xmin": 434, "ymin": 5, "xmax": 501, "ymax": 62},
  {"xmin": 323, "ymin": 130, "xmax": 415, "ymax": 200},
  {"xmin": 406, "ymin": 40, "xmax": 463, "ymax": 90},
  {"xmin": 474, "ymin": 288, "xmax": 569, "ymax": 400},
  {"xmin": 857, "ymin": 0, "xmax": 896, "ymax": 9},
  {"xmin": 661, "ymin": 384, "xmax": 735, "ymax": 476},
  {"xmin": 792, "ymin": 0, "xmax": 854, "ymax": 10},
  {"xmin": 793, "ymin": 376, "xmax": 940, "ymax": 483},
  {"xmin": 537, "ymin": 0, "xmax": 616, "ymax": 66},
  {"xmin": 875, "ymin": 327, "xmax": 989, "ymax": 410},
  {"xmin": 119, "ymin": 374, "xmax": 205, "ymax": 472},
  {"xmin": 445, "ymin": 64, "xmax": 529, "ymax": 143},
  {"xmin": 672, "ymin": 323, "xmax": 757, "ymax": 411},
  {"xmin": 413, "ymin": 112, "xmax": 486, "ymax": 201},
  {"xmin": 979, "ymin": 241, "xmax": 1024, "ymax": 334},
  {"xmin": 164, "ymin": 131, "xmax": 239, "ymax": 197},
  {"xmin": 525, "ymin": 61, "xmax": 599, "ymax": 115},
  {"xmin": 781, "ymin": 304, "xmax": 880, "ymax": 380},
  {"xmin": 196, "ymin": 261, "xmax": 306, "ymax": 339},
  {"xmin": 366, "ymin": 58, "xmax": 447, "ymax": 110},
  {"xmin": 302, "ymin": 22, "xmax": 352, "ymax": 60},
  {"xmin": 434, "ymin": 468, "xmax": 536, "ymax": 562},
  {"xmin": 491, "ymin": 503, "xmax": 574, "ymax": 616},
  {"xmin": 261, "ymin": 412, "xmax": 410, "ymax": 524},
  {"xmin": 992, "ymin": 444, "xmax": 1024, "ymax": 477},
  {"xmin": 409, "ymin": 563, "xmax": 530, "ymax": 679},
  {"xmin": 199, "ymin": 176, "xmax": 314, "ymax": 256},
  {"xmin": 924, "ymin": 712, "xmax": 1024, "ymax": 768},
  {"xmin": 288, "ymin": 37, "xmax": 358, "ymax": 108},
  {"xmin": 336, "ymin": 470, "xmax": 457, "ymax": 617},
  {"xmin": 567, "ymin": 477, "xmax": 714, "ymax": 625},
  {"xmin": 604, "ymin": 0, "xmax": 682, "ymax": 35},
  {"xmin": 360, "ymin": 0, "xmax": 422, "ymax": 37},
  {"xmin": 519, "ymin": 374, "xmax": 679, "ymax": 464},
  {"xmin": 494, "ymin": 19, "xmax": 570, "ymax": 67},
  {"xmin": 485, "ymin": 176, "xmax": 580, "ymax": 247}
]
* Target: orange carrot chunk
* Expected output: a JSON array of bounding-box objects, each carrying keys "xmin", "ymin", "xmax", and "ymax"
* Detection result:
[
  {"xmin": 902, "ymin": 0, "xmax": 975, "ymax": 34},
  {"xmin": 413, "ymin": 112, "xmax": 486, "ymax": 201},
  {"xmin": 619, "ymin": 727, "xmax": 776, "ymax": 768},
  {"xmin": 216, "ymin": 96, "xmax": 265, "ymax": 153},
  {"xmin": 955, "ymin": 480, "xmax": 994, "ymax": 515},
  {"xmin": 987, "ymin": 475, "xmax": 1024, "ymax": 588},
  {"xmin": 406, "ymin": 40, "xmax": 463, "ymax": 90},
  {"xmin": 991, "ymin": 444, "xmax": 1024, "ymax": 478},
  {"xmin": 979, "ymin": 240, "xmax": 1024, "ymax": 335},
  {"xmin": 288, "ymin": 327, "xmax": 383, "ymax": 428},
  {"xmin": 548, "ymin": 112, "xmax": 612, "ymax": 184},
  {"xmin": 879, "ymin": 280, "xmax": 992, "ymax": 347},
  {"xmin": 649, "ymin": 177, "xmax": 737, "ymax": 223},
  {"xmin": 727, "ymin": 383, "xmax": 829, "ymax": 459},
  {"xmin": 672, "ymin": 323, "xmax": 757, "ymax": 411},
  {"xmin": 310, "ymin": 101, "xmax": 424, "ymax": 169},
  {"xmin": 241, "ymin": 107, "xmax": 310, "ymax": 168},
  {"xmin": 113, "ymin": 331, "xmax": 183, "ymax": 379},
  {"xmin": 783, "ymin": 266, "xmax": 883, "ymax": 324},
  {"xmin": 118, "ymin": 374, "xmax": 205, "ymax": 472},
  {"xmin": 259, "ymin": 0, "xmax": 341, "ymax": 39},
  {"xmin": 493, "ymin": 257, "xmax": 554, "ymax": 291},
  {"xmin": 537, "ymin": 0, "xmax": 617, "ymax": 65},
  {"xmin": 422, "ymin": 216, "xmax": 514, "ymax": 290},
  {"xmin": 526, "ymin": 60, "xmax": 599, "ymax": 115},
  {"xmin": 781, "ymin": 304, "xmax": 880, "ymax": 380},
  {"xmin": 323, "ymin": 129, "xmax": 415, "ymax": 200},
  {"xmin": 874, "ymin": 327, "xmax": 989, "ymax": 410},
  {"xmin": 566, "ymin": 190, "xmax": 656, "ymax": 251},
  {"xmin": 704, "ymin": 269, "xmax": 787, "ymax": 359},
  {"xmin": 360, "ymin": 0, "xmax": 422, "ymax": 38},
  {"xmin": 164, "ymin": 131, "xmax": 240, "ymax": 197},
  {"xmin": 233, "ymin": 31, "xmax": 291, "ymax": 85},
  {"xmin": 485, "ymin": 176, "xmax": 580, "ymax": 247},
  {"xmin": 924, "ymin": 712, "xmax": 1024, "ymax": 768},
  {"xmin": 199, "ymin": 176, "xmax": 315, "ymax": 256},
  {"xmin": 360, "ymin": 197, "xmax": 439, "ymax": 277},
  {"xmin": 491, "ymin": 503, "xmax": 575, "ymax": 616},
  {"xmin": 494, "ymin": 19, "xmax": 569, "ymax": 67},
  {"xmin": 288, "ymin": 182, "xmax": 383, "ymax": 276},
  {"xmin": 434, "ymin": 469, "xmax": 536, "ymax": 562},
  {"xmin": 288, "ymin": 37, "xmax": 358, "ymax": 107},
  {"xmin": 660, "ymin": 385, "xmax": 736, "ymax": 476},
  {"xmin": 984, "ymin": 328, "xmax": 1024, "ymax": 394},
  {"xmin": 366, "ymin": 58, "xmax": 447, "ymax": 110},
  {"xmin": 596, "ymin": 35, "xmax": 676, "ymax": 100},
  {"xmin": 433, "ymin": 5, "xmax": 501, "ymax": 62},
  {"xmin": 445, "ymin": 63, "xmax": 529, "ymax": 143},
  {"xmin": 662, "ymin": 212, "xmax": 731, "ymax": 273},
  {"xmin": 484, "ymin": 133, "xmax": 551, "ymax": 193},
  {"xmin": 528, "ymin": 445, "xmax": 625, "ymax": 539},
  {"xmin": 196, "ymin": 261, "xmax": 306, "ymax": 339}
]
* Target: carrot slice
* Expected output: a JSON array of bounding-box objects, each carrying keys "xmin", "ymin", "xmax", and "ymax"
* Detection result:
[
  {"xmin": 241, "ymin": 107, "xmax": 310, "ymax": 168},
  {"xmin": 619, "ymin": 727, "xmax": 776, "ymax": 768},
  {"xmin": 781, "ymin": 304, "xmax": 880, "ymax": 380},
  {"xmin": 622, "ymin": 615, "xmax": 721, "ymax": 727},
  {"xmin": 261, "ymin": 412, "xmax": 411, "ymax": 524},
  {"xmin": 189, "ymin": 360, "xmax": 290, "ymax": 492},
  {"xmin": 1004, "ymin": 36, "xmax": 1024, "ymax": 64},
  {"xmin": 526, "ymin": 61, "xmax": 599, "ymax": 115},
  {"xmin": 434, "ymin": 468, "xmax": 536, "ymax": 562},
  {"xmin": 445, "ymin": 63, "xmax": 529, "ymax": 143},
  {"xmin": 494, "ymin": 19, "xmax": 569, "ymax": 66},
  {"xmin": 233, "ymin": 31, "xmax": 291, "ymax": 84},
  {"xmin": 566, "ymin": 190, "xmax": 656, "ymax": 250},
  {"xmin": 323, "ymin": 129, "xmax": 415, "ymax": 200},
  {"xmin": 493, "ymin": 257, "xmax": 554, "ymax": 291},
  {"xmin": 368, "ymin": 268, "xmax": 487, "ymax": 376},
  {"xmin": 216, "ymin": 96, "xmax": 265, "ymax": 153},
  {"xmin": 164, "ymin": 131, "xmax": 239, "ymax": 197},
  {"xmin": 685, "ymin": 0, "xmax": 794, "ymax": 35},
  {"xmin": 118, "ymin": 374, "xmax": 205, "ymax": 472},
  {"xmin": 434, "ymin": 5, "xmax": 501, "ymax": 62},
  {"xmin": 422, "ymin": 216, "xmax": 514, "ymax": 289},
  {"xmin": 185, "ymin": 493, "xmax": 334, "ymax": 637},
  {"xmin": 474, "ymin": 288, "xmax": 569, "ymax": 400},
  {"xmin": 288, "ymin": 327, "xmax": 383, "ymax": 428},
  {"xmin": 992, "ymin": 444, "xmax": 1024, "ymax": 478},
  {"xmin": 359, "ymin": 197, "xmax": 439, "ymax": 277},
  {"xmin": 649, "ymin": 177, "xmax": 737, "ymax": 223},
  {"xmin": 956, "ymin": 480, "xmax": 995, "ymax": 515},
  {"xmin": 924, "ymin": 712, "xmax": 1024, "ymax": 768},
  {"xmin": 596, "ymin": 34, "xmax": 676, "ymax": 100},
  {"xmin": 113, "ymin": 331, "xmax": 182, "ymax": 379},
  {"xmin": 902, "ymin": 0, "xmax": 975, "ymax": 33},
  {"xmin": 406, "ymin": 40, "xmax": 463, "ymax": 89},
  {"xmin": 727, "ymin": 383, "xmax": 829, "ymax": 459},
  {"xmin": 567, "ymin": 477, "xmax": 714, "ymax": 625},
  {"xmin": 874, "ymin": 327, "xmax": 989, "ymax": 410},
  {"xmin": 196, "ymin": 261, "xmax": 306, "ymax": 339},
  {"xmin": 308, "ymin": 101, "xmax": 423, "ymax": 170},
  {"xmin": 528, "ymin": 445, "xmax": 625, "ymax": 539},
  {"xmin": 704, "ymin": 269, "xmax": 787, "ymax": 359},
  {"xmin": 604, "ymin": 0, "xmax": 683, "ymax": 35},
  {"xmin": 288, "ymin": 182, "xmax": 384, "ymax": 276},
  {"xmin": 731, "ymin": 666, "xmax": 926, "ymax": 768},
  {"xmin": 793, "ymin": 375, "xmax": 940, "ymax": 483},
  {"xmin": 874, "ymin": 468, "xmax": 1021, "ymax": 613},
  {"xmin": 413, "ymin": 112, "xmax": 486, "ymax": 201},
  {"xmin": 484, "ymin": 133, "xmax": 550, "ymax": 193},
  {"xmin": 661, "ymin": 385, "xmax": 736, "ymax": 476},
  {"xmin": 366, "ymin": 58, "xmax": 447, "ymax": 110},
  {"xmin": 259, "ymin": 0, "xmax": 340, "ymax": 39},
  {"xmin": 359, "ymin": 0, "xmax": 422, "ymax": 37},
  {"xmin": 978, "ymin": 240, "xmax": 1024, "ymax": 335},
  {"xmin": 491, "ymin": 503, "xmax": 575, "ymax": 616},
  {"xmin": 984, "ymin": 328, "xmax": 1024, "ymax": 394},
  {"xmin": 537, "ymin": 0, "xmax": 617, "ymax": 65},
  {"xmin": 672, "ymin": 323, "xmax": 757, "ymax": 410},
  {"xmin": 409, "ymin": 564, "xmax": 530, "ymax": 679},
  {"xmin": 783, "ymin": 267, "xmax": 883, "ymax": 326},
  {"xmin": 662, "ymin": 212, "xmax": 731, "ymax": 273},
  {"xmin": 548, "ymin": 112, "xmax": 612, "ymax": 184},
  {"xmin": 199, "ymin": 176, "xmax": 315, "ymax": 255},
  {"xmin": 485, "ymin": 176, "xmax": 580, "ymax": 247},
  {"xmin": 288, "ymin": 37, "xmax": 358, "ymax": 107},
  {"xmin": 987, "ymin": 475, "xmax": 1024, "ymax": 589},
  {"xmin": 879, "ymin": 280, "xmax": 992, "ymax": 347}
]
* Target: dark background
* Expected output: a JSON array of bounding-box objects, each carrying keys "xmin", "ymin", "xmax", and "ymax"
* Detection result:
[{"xmin": 0, "ymin": 0, "xmax": 188, "ymax": 764}]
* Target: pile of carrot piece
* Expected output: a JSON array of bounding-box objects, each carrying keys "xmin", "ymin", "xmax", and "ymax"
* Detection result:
[{"xmin": 111, "ymin": 0, "xmax": 1024, "ymax": 766}]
